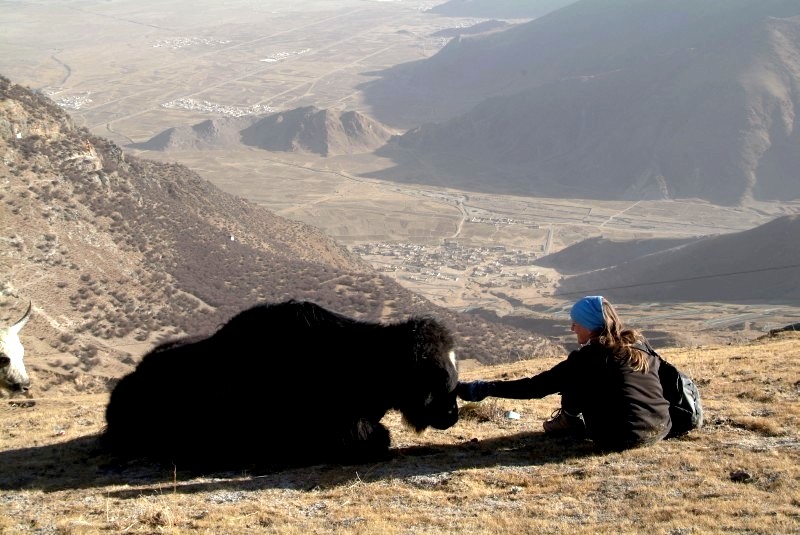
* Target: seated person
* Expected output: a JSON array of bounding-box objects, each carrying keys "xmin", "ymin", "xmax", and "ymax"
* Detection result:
[{"xmin": 458, "ymin": 296, "xmax": 672, "ymax": 451}]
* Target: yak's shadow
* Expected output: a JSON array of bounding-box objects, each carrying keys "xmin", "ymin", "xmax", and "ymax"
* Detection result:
[{"xmin": 0, "ymin": 431, "xmax": 599, "ymax": 498}]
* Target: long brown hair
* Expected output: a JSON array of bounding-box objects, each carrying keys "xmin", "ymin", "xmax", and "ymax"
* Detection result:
[{"xmin": 592, "ymin": 299, "xmax": 649, "ymax": 372}]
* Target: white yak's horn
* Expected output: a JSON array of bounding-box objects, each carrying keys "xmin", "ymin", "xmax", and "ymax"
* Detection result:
[{"xmin": 10, "ymin": 301, "xmax": 32, "ymax": 335}]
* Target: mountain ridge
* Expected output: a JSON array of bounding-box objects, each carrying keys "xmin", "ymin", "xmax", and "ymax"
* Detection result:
[
  {"xmin": 553, "ymin": 214, "xmax": 800, "ymax": 303},
  {"xmin": 131, "ymin": 106, "xmax": 395, "ymax": 157},
  {"xmin": 365, "ymin": 0, "xmax": 800, "ymax": 206}
]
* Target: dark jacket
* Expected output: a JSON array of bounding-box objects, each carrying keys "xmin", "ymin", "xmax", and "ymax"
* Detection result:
[{"xmin": 488, "ymin": 340, "xmax": 672, "ymax": 450}]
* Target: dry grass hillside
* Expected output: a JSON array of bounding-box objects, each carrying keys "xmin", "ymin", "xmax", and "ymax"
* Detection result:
[{"xmin": 1, "ymin": 332, "xmax": 798, "ymax": 534}]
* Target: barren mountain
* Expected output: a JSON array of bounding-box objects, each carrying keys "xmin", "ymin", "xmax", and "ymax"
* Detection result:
[
  {"xmin": 128, "ymin": 116, "xmax": 255, "ymax": 151},
  {"xmin": 365, "ymin": 0, "xmax": 800, "ymax": 124},
  {"xmin": 553, "ymin": 214, "xmax": 800, "ymax": 303},
  {"xmin": 241, "ymin": 106, "xmax": 395, "ymax": 156},
  {"xmin": 366, "ymin": 0, "xmax": 800, "ymax": 205},
  {"xmin": 0, "ymin": 76, "xmax": 562, "ymax": 396},
  {"xmin": 132, "ymin": 106, "xmax": 395, "ymax": 157}
]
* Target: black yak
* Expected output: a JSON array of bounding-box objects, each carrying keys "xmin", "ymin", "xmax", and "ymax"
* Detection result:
[{"xmin": 103, "ymin": 300, "xmax": 459, "ymax": 469}]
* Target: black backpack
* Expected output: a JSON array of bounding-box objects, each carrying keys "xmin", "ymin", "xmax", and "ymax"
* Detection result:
[{"xmin": 634, "ymin": 341, "xmax": 703, "ymax": 437}]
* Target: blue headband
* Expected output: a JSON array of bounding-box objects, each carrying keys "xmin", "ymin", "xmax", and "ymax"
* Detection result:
[{"xmin": 570, "ymin": 296, "xmax": 605, "ymax": 332}]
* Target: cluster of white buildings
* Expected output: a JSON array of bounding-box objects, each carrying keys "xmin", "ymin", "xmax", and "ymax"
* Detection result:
[
  {"xmin": 160, "ymin": 98, "xmax": 276, "ymax": 117},
  {"xmin": 40, "ymin": 89, "xmax": 93, "ymax": 110},
  {"xmin": 259, "ymin": 49, "xmax": 311, "ymax": 63},
  {"xmin": 351, "ymin": 241, "xmax": 542, "ymax": 289},
  {"xmin": 151, "ymin": 37, "xmax": 231, "ymax": 49}
]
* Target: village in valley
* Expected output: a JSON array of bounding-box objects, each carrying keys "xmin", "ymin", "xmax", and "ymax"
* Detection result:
[{"xmin": 350, "ymin": 240, "xmax": 549, "ymax": 292}]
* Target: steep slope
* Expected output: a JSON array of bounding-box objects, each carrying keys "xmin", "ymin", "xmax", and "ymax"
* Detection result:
[
  {"xmin": 364, "ymin": 0, "xmax": 800, "ymax": 125},
  {"xmin": 393, "ymin": 12, "xmax": 800, "ymax": 204},
  {"xmin": 0, "ymin": 76, "xmax": 562, "ymax": 394},
  {"xmin": 373, "ymin": 0, "xmax": 800, "ymax": 205},
  {"xmin": 553, "ymin": 215, "xmax": 800, "ymax": 303}
]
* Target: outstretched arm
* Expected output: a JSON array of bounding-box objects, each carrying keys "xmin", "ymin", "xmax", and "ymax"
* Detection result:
[{"xmin": 457, "ymin": 359, "xmax": 571, "ymax": 401}]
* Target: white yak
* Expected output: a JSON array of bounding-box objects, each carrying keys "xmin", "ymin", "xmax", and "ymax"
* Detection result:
[{"xmin": 0, "ymin": 302, "xmax": 32, "ymax": 396}]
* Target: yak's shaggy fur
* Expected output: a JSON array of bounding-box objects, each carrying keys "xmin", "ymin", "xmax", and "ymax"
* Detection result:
[
  {"xmin": 103, "ymin": 300, "xmax": 459, "ymax": 469},
  {"xmin": 0, "ymin": 301, "xmax": 32, "ymax": 396}
]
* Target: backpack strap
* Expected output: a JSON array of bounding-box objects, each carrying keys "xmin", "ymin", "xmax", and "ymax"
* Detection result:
[{"xmin": 631, "ymin": 339, "xmax": 659, "ymax": 359}]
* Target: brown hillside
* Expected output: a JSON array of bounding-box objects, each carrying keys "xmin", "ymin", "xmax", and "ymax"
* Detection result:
[
  {"xmin": 128, "ymin": 117, "xmax": 255, "ymax": 151},
  {"xmin": 0, "ymin": 75, "xmax": 563, "ymax": 395},
  {"xmin": 0, "ymin": 332, "xmax": 797, "ymax": 533}
]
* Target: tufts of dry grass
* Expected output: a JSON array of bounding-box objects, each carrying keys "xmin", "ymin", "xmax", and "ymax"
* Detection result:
[
  {"xmin": 1, "ymin": 332, "xmax": 799, "ymax": 534},
  {"xmin": 458, "ymin": 400, "xmax": 509, "ymax": 423}
]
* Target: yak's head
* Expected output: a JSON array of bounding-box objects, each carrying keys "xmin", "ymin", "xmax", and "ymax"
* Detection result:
[
  {"xmin": 398, "ymin": 317, "xmax": 459, "ymax": 432},
  {"xmin": 0, "ymin": 302, "xmax": 32, "ymax": 396}
]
